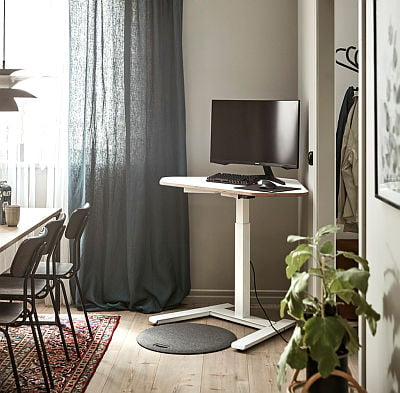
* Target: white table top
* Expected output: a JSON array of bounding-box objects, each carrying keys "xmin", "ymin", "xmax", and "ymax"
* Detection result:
[
  {"xmin": 0, "ymin": 207, "xmax": 62, "ymax": 252},
  {"xmin": 160, "ymin": 177, "xmax": 308, "ymax": 198}
]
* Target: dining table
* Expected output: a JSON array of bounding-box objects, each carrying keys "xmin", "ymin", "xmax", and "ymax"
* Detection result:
[{"xmin": 0, "ymin": 207, "xmax": 62, "ymax": 253}]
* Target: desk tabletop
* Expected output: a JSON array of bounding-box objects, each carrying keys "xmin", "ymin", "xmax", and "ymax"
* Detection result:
[
  {"xmin": 160, "ymin": 177, "xmax": 308, "ymax": 198},
  {"xmin": 0, "ymin": 207, "xmax": 62, "ymax": 252}
]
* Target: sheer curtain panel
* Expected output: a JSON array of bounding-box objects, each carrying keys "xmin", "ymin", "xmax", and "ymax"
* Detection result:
[
  {"xmin": 0, "ymin": 0, "xmax": 69, "ymax": 271},
  {"xmin": 69, "ymin": 0, "xmax": 190, "ymax": 313}
]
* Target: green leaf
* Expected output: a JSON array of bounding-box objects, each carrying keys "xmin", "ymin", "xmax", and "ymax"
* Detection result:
[
  {"xmin": 323, "ymin": 265, "xmax": 339, "ymax": 288},
  {"xmin": 285, "ymin": 244, "xmax": 313, "ymax": 278},
  {"xmin": 280, "ymin": 272, "xmax": 310, "ymax": 320},
  {"xmin": 334, "ymin": 289, "xmax": 356, "ymax": 304},
  {"xmin": 277, "ymin": 326, "xmax": 307, "ymax": 390},
  {"xmin": 287, "ymin": 328, "xmax": 308, "ymax": 369},
  {"xmin": 336, "ymin": 268, "xmax": 370, "ymax": 294},
  {"xmin": 280, "ymin": 290, "xmax": 302, "ymax": 320},
  {"xmin": 315, "ymin": 224, "xmax": 340, "ymax": 241},
  {"xmin": 287, "ymin": 234, "xmax": 311, "ymax": 243},
  {"xmin": 352, "ymin": 292, "xmax": 381, "ymax": 335},
  {"xmin": 337, "ymin": 251, "xmax": 369, "ymax": 272},
  {"xmin": 320, "ymin": 240, "xmax": 333, "ymax": 255},
  {"xmin": 304, "ymin": 316, "xmax": 345, "ymax": 378},
  {"xmin": 337, "ymin": 315, "xmax": 360, "ymax": 354},
  {"xmin": 330, "ymin": 277, "xmax": 351, "ymax": 290},
  {"xmin": 283, "ymin": 292, "xmax": 304, "ymax": 320},
  {"xmin": 280, "ymin": 298, "xmax": 288, "ymax": 319}
]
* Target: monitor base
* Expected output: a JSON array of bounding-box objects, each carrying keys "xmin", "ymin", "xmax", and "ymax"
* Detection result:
[{"xmin": 263, "ymin": 166, "xmax": 286, "ymax": 185}]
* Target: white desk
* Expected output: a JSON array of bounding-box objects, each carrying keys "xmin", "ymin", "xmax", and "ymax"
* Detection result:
[{"xmin": 149, "ymin": 177, "xmax": 308, "ymax": 350}]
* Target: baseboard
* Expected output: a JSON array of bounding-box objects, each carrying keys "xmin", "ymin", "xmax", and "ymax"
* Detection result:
[{"xmin": 184, "ymin": 289, "xmax": 286, "ymax": 308}]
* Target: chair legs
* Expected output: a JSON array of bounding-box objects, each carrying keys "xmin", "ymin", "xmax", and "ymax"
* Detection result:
[
  {"xmin": 74, "ymin": 275, "xmax": 93, "ymax": 337},
  {"xmin": 43, "ymin": 276, "xmax": 92, "ymax": 360},
  {"xmin": 2, "ymin": 327, "xmax": 22, "ymax": 393},
  {"xmin": 49, "ymin": 288, "xmax": 71, "ymax": 361},
  {"xmin": 60, "ymin": 279, "xmax": 81, "ymax": 358},
  {"xmin": 31, "ymin": 308, "xmax": 54, "ymax": 389},
  {"xmin": 0, "ymin": 281, "xmax": 91, "ymax": 392},
  {"xmin": 28, "ymin": 316, "xmax": 52, "ymax": 393},
  {"xmin": 1, "ymin": 322, "xmax": 51, "ymax": 393}
]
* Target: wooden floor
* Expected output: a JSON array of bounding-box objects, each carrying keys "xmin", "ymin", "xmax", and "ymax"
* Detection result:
[{"xmin": 38, "ymin": 304, "xmax": 358, "ymax": 393}]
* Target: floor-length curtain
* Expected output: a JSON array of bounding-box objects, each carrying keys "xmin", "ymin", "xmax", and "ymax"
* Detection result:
[{"xmin": 69, "ymin": 0, "xmax": 190, "ymax": 313}]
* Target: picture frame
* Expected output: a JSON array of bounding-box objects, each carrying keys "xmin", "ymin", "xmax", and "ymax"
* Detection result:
[{"xmin": 374, "ymin": 0, "xmax": 400, "ymax": 209}]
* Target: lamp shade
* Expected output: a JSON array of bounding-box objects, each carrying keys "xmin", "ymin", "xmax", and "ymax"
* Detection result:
[
  {"xmin": 0, "ymin": 68, "xmax": 31, "ymax": 87},
  {"xmin": 0, "ymin": 69, "xmax": 36, "ymax": 111},
  {"xmin": 0, "ymin": 0, "xmax": 37, "ymax": 111}
]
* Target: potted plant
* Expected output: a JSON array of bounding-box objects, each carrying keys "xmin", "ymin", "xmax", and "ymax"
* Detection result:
[{"xmin": 277, "ymin": 224, "xmax": 380, "ymax": 392}]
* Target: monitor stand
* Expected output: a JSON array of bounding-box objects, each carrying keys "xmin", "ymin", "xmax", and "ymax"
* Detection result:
[{"xmin": 263, "ymin": 166, "xmax": 286, "ymax": 185}]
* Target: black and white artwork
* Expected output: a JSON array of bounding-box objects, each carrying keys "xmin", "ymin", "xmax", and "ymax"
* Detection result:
[{"xmin": 375, "ymin": 0, "xmax": 400, "ymax": 209}]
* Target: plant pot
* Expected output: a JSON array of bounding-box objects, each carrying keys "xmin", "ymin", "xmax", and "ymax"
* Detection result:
[{"xmin": 306, "ymin": 352, "xmax": 348, "ymax": 393}]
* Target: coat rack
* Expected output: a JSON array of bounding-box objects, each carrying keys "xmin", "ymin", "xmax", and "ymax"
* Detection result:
[{"xmin": 336, "ymin": 45, "xmax": 358, "ymax": 73}]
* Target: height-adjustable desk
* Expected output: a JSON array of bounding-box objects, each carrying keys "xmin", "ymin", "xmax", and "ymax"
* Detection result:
[{"xmin": 149, "ymin": 176, "xmax": 308, "ymax": 350}]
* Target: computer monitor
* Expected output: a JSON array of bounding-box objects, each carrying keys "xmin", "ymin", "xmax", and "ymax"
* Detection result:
[{"xmin": 210, "ymin": 99, "xmax": 300, "ymax": 184}]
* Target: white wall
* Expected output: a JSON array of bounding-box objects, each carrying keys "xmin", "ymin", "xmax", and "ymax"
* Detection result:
[
  {"xmin": 297, "ymin": 1, "xmax": 315, "ymax": 238},
  {"xmin": 183, "ymin": 0, "xmax": 299, "ymax": 303},
  {"xmin": 365, "ymin": 1, "xmax": 400, "ymax": 391}
]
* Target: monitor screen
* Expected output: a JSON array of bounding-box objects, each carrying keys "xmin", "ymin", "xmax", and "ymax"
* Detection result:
[{"xmin": 210, "ymin": 100, "xmax": 300, "ymax": 169}]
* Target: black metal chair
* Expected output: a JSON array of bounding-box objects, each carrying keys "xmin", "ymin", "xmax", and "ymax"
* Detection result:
[
  {"xmin": 34, "ymin": 202, "xmax": 92, "ymax": 358},
  {"xmin": 0, "ymin": 230, "xmax": 52, "ymax": 392},
  {"xmin": 1, "ymin": 213, "xmax": 73, "ymax": 360},
  {"xmin": 34, "ymin": 213, "xmax": 75, "ymax": 360}
]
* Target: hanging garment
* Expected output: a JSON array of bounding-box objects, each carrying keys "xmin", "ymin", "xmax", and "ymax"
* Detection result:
[
  {"xmin": 337, "ymin": 96, "xmax": 358, "ymax": 232},
  {"xmin": 336, "ymin": 86, "xmax": 355, "ymax": 206}
]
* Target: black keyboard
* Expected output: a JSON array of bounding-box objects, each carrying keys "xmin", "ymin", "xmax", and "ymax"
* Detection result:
[{"xmin": 206, "ymin": 173, "xmax": 263, "ymax": 186}]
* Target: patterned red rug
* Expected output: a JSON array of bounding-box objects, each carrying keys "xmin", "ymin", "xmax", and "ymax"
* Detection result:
[{"xmin": 0, "ymin": 314, "xmax": 120, "ymax": 392}]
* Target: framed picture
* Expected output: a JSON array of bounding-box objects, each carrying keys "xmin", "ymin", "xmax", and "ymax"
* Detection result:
[{"xmin": 374, "ymin": 0, "xmax": 400, "ymax": 209}]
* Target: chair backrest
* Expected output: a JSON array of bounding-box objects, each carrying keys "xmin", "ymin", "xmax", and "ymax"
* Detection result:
[
  {"xmin": 65, "ymin": 203, "xmax": 90, "ymax": 271},
  {"xmin": 65, "ymin": 203, "xmax": 90, "ymax": 241},
  {"xmin": 42, "ymin": 212, "xmax": 66, "ymax": 259},
  {"xmin": 10, "ymin": 229, "xmax": 48, "ymax": 278}
]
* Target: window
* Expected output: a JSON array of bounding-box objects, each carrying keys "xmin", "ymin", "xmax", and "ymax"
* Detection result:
[{"xmin": 0, "ymin": 0, "xmax": 68, "ymax": 208}]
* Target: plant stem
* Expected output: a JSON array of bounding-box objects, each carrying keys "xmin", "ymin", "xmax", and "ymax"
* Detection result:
[{"xmin": 320, "ymin": 252, "xmax": 326, "ymax": 318}]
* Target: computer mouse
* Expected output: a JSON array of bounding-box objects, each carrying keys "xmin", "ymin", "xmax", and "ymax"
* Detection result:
[{"xmin": 258, "ymin": 179, "xmax": 278, "ymax": 189}]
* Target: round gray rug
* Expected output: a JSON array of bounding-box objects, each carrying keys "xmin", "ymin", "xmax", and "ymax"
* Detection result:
[{"xmin": 136, "ymin": 322, "xmax": 237, "ymax": 354}]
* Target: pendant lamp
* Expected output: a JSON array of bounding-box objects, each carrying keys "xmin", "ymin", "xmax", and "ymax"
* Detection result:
[{"xmin": 0, "ymin": 0, "xmax": 35, "ymax": 111}]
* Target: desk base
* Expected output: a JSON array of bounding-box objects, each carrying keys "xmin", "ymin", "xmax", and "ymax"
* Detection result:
[{"xmin": 148, "ymin": 303, "xmax": 295, "ymax": 351}]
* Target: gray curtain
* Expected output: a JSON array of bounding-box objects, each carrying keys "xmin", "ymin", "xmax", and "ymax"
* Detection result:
[{"xmin": 68, "ymin": 0, "xmax": 190, "ymax": 313}]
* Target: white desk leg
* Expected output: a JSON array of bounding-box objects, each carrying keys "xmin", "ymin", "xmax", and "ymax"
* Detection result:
[
  {"xmin": 148, "ymin": 189, "xmax": 293, "ymax": 351},
  {"xmin": 231, "ymin": 319, "xmax": 296, "ymax": 350},
  {"xmin": 235, "ymin": 197, "xmax": 250, "ymax": 319}
]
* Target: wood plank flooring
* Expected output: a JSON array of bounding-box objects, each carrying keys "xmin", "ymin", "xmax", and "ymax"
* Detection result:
[{"xmin": 37, "ymin": 304, "xmax": 358, "ymax": 393}]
